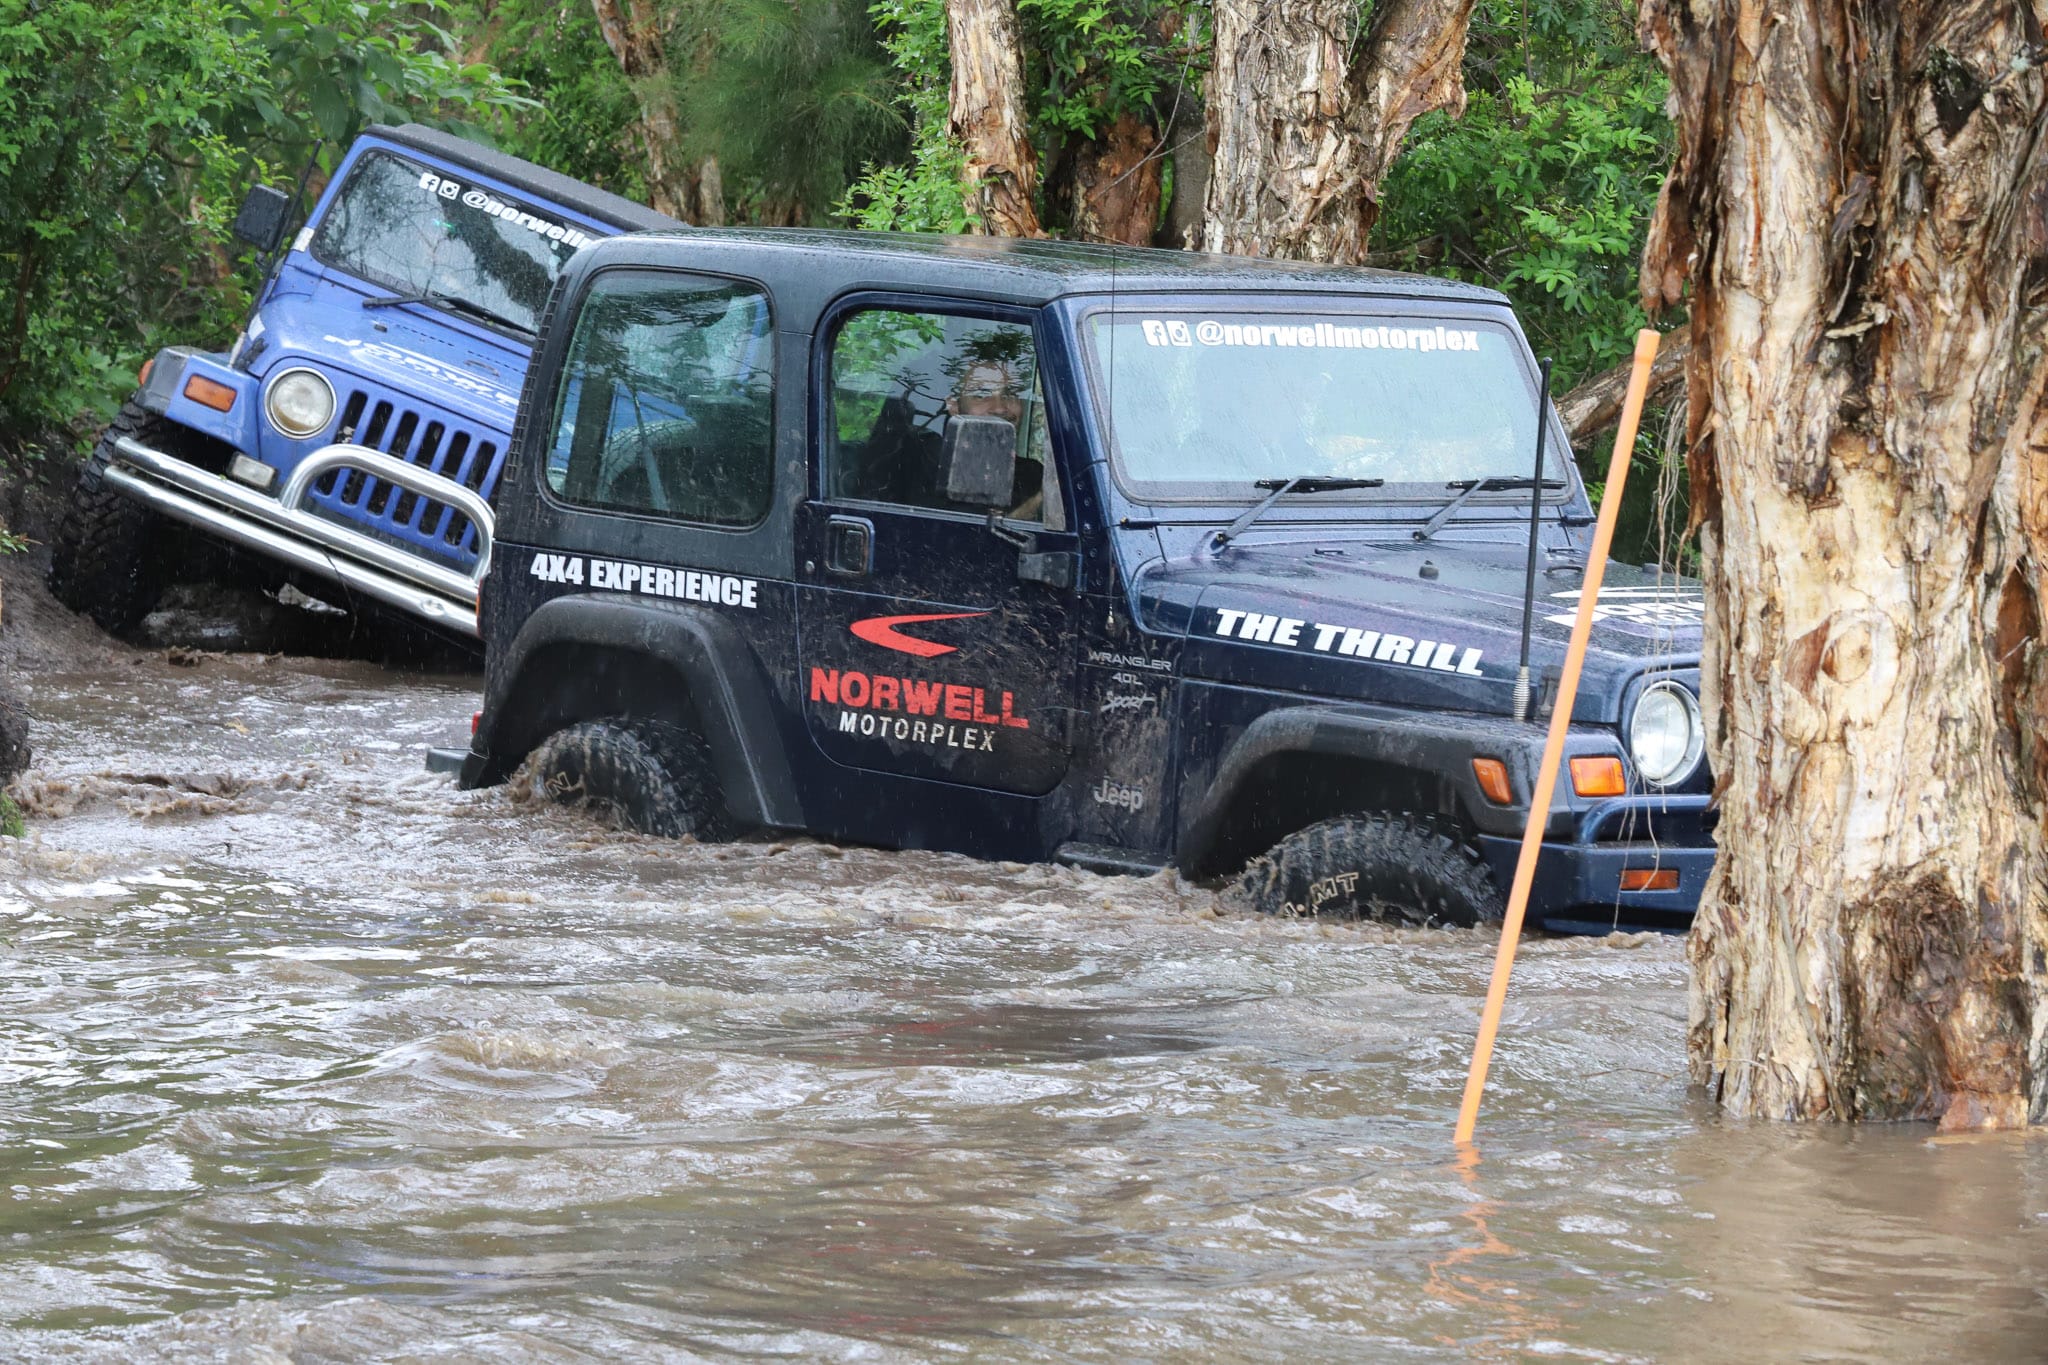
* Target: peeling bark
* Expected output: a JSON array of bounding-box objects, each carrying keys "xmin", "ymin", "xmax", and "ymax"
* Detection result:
[
  {"xmin": 1070, "ymin": 113, "xmax": 1163, "ymax": 246},
  {"xmin": 1201, "ymin": 0, "xmax": 1477, "ymax": 261},
  {"xmin": 1642, "ymin": 0, "xmax": 2048, "ymax": 1128},
  {"xmin": 589, "ymin": 0, "xmax": 692, "ymax": 220},
  {"xmin": 947, "ymin": 0, "xmax": 1043, "ymax": 237}
]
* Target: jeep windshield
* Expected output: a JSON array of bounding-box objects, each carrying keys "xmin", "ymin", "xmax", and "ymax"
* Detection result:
[
  {"xmin": 311, "ymin": 148, "xmax": 603, "ymax": 337},
  {"xmin": 1082, "ymin": 309, "xmax": 1562, "ymax": 503}
]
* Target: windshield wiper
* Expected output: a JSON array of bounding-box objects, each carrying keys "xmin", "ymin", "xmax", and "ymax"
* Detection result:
[
  {"xmin": 1211, "ymin": 475, "xmax": 1384, "ymax": 550},
  {"xmin": 362, "ymin": 288, "xmax": 533, "ymax": 336},
  {"xmin": 1413, "ymin": 476, "xmax": 1563, "ymax": 543}
]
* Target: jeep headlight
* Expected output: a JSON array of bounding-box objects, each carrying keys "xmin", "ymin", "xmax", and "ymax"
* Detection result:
[
  {"xmin": 264, "ymin": 367, "xmax": 335, "ymax": 438},
  {"xmin": 1629, "ymin": 681, "xmax": 1704, "ymax": 787}
]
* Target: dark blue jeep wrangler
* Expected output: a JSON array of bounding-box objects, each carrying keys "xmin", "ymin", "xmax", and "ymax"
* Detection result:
[
  {"xmin": 450, "ymin": 230, "xmax": 1712, "ymax": 930},
  {"xmin": 47, "ymin": 124, "xmax": 675, "ymax": 639}
]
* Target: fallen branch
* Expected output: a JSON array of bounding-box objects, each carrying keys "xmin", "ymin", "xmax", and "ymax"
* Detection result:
[{"xmin": 1556, "ymin": 329, "xmax": 1690, "ymax": 448}]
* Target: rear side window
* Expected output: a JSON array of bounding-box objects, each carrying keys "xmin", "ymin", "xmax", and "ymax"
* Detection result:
[{"xmin": 544, "ymin": 270, "xmax": 774, "ymax": 526}]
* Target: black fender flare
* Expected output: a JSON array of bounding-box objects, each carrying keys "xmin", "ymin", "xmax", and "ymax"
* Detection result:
[
  {"xmin": 1174, "ymin": 703, "xmax": 1581, "ymax": 877},
  {"xmin": 468, "ymin": 592, "xmax": 801, "ymax": 829}
]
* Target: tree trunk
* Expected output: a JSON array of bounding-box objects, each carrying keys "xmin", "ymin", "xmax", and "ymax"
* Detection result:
[
  {"xmin": 589, "ymin": 0, "xmax": 692, "ymax": 220},
  {"xmin": 695, "ymin": 155, "xmax": 726, "ymax": 227},
  {"xmin": 1070, "ymin": 113, "xmax": 1163, "ymax": 246},
  {"xmin": 947, "ymin": 0, "xmax": 1042, "ymax": 237},
  {"xmin": 1642, "ymin": 1, "xmax": 2048, "ymax": 1129},
  {"xmin": 1159, "ymin": 87, "xmax": 1210, "ymax": 249},
  {"xmin": 1201, "ymin": 0, "xmax": 1476, "ymax": 261}
]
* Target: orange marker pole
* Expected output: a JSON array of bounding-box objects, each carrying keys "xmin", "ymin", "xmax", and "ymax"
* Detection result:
[{"xmin": 1453, "ymin": 327, "xmax": 1664, "ymax": 1148}]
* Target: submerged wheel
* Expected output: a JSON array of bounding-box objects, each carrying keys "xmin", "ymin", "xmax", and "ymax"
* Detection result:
[
  {"xmin": 1234, "ymin": 813, "xmax": 1503, "ymax": 928},
  {"xmin": 527, "ymin": 718, "xmax": 729, "ymax": 840},
  {"xmin": 46, "ymin": 400, "xmax": 172, "ymax": 634}
]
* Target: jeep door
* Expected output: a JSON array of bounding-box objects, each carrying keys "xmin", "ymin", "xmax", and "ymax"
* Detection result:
[{"xmin": 796, "ymin": 300, "xmax": 1080, "ymax": 795}]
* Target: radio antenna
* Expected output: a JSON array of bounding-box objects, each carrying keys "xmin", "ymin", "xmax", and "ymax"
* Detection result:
[{"xmin": 1512, "ymin": 358, "xmax": 1553, "ymax": 723}]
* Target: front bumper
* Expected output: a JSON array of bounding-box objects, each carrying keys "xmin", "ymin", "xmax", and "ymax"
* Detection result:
[
  {"xmin": 102, "ymin": 432, "xmax": 494, "ymax": 637},
  {"xmin": 1475, "ymin": 792, "xmax": 1714, "ymax": 933}
]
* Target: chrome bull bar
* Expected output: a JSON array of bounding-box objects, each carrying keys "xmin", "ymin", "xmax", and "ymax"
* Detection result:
[{"xmin": 102, "ymin": 438, "xmax": 494, "ymax": 636}]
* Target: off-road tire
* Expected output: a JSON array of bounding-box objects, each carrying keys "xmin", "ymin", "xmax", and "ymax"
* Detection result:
[
  {"xmin": 528, "ymin": 718, "xmax": 729, "ymax": 841},
  {"xmin": 46, "ymin": 400, "xmax": 172, "ymax": 634},
  {"xmin": 1234, "ymin": 813, "xmax": 1503, "ymax": 928}
]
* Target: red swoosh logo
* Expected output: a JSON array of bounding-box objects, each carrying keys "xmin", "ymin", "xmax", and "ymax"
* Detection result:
[{"xmin": 849, "ymin": 611, "xmax": 987, "ymax": 658}]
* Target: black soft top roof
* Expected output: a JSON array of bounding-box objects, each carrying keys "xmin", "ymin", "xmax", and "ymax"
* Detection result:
[
  {"xmin": 582, "ymin": 227, "xmax": 1510, "ymax": 308},
  {"xmin": 364, "ymin": 124, "xmax": 680, "ymax": 234}
]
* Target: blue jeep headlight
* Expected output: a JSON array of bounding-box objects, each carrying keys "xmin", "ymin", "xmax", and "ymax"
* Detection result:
[
  {"xmin": 264, "ymin": 367, "xmax": 335, "ymax": 438},
  {"xmin": 1629, "ymin": 680, "xmax": 1704, "ymax": 787}
]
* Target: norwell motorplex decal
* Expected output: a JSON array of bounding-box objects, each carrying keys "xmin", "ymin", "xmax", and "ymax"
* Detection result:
[
  {"xmin": 1210, "ymin": 607, "xmax": 1485, "ymax": 677},
  {"xmin": 1546, "ymin": 586, "xmax": 1705, "ymax": 629},
  {"xmin": 416, "ymin": 171, "xmax": 602, "ymax": 252},
  {"xmin": 1141, "ymin": 318, "xmax": 1484, "ymax": 353},
  {"xmin": 809, "ymin": 668, "xmax": 1028, "ymax": 754}
]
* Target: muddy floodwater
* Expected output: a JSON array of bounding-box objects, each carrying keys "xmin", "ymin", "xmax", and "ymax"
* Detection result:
[{"xmin": 4, "ymin": 652, "xmax": 2048, "ymax": 1361}]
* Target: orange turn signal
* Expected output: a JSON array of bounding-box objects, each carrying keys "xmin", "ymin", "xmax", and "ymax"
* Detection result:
[
  {"xmin": 138, "ymin": 357, "xmax": 155, "ymax": 387},
  {"xmin": 1620, "ymin": 868, "xmax": 1679, "ymax": 893},
  {"xmin": 1471, "ymin": 757, "xmax": 1512, "ymax": 805},
  {"xmin": 1569, "ymin": 756, "xmax": 1627, "ymax": 797},
  {"xmin": 183, "ymin": 374, "xmax": 237, "ymax": 413}
]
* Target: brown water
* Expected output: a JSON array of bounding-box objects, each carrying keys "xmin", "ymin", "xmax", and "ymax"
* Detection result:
[{"xmin": 4, "ymin": 653, "xmax": 2047, "ymax": 1361}]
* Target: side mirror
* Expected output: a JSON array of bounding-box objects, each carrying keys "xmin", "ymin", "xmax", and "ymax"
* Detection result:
[
  {"xmin": 231, "ymin": 184, "xmax": 292, "ymax": 254},
  {"xmin": 941, "ymin": 414, "xmax": 1017, "ymax": 509}
]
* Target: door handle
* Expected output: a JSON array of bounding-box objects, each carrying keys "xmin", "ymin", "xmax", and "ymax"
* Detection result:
[{"xmin": 825, "ymin": 515, "xmax": 873, "ymax": 577}]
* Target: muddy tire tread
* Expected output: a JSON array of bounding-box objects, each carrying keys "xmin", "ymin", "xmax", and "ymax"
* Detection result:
[
  {"xmin": 530, "ymin": 718, "xmax": 729, "ymax": 841},
  {"xmin": 1235, "ymin": 812, "xmax": 1503, "ymax": 928},
  {"xmin": 46, "ymin": 400, "xmax": 169, "ymax": 634}
]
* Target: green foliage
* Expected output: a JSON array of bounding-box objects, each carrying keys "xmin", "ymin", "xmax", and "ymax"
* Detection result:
[
  {"xmin": 455, "ymin": 0, "xmax": 647, "ymax": 201},
  {"xmin": 234, "ymin": 0, "xmax": 531, "ymax": 163},
  {"xmin": 839, "ymin": 0, "xmax": 972, "ymax": 232},
  {"xmin": 670, "ymin": 0, "xmax": 905, "ymax": 223},
  {"xmin": 0, "ymin": 0, "xmax": 526, "ymax": 444},
  {"xmin": 1374, "ymin": 0, "xmax": 1670, "ymax": 396},
  {"xmin": 0, "ymin": 793, "xmax": 20, "ymax": 838},
  {"xmin": 1017, "ymin": 0, "xmax": 1169, "ymax": 138},
  {"xmin": 0, "ymin": 0, "xmax": 258, "ymax": 437}
]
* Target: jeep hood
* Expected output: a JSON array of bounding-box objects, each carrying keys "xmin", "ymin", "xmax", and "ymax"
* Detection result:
[
  {"xmin": 1134, "ymin": 537, "xmax": 1703, "ymax": 721},
  {"xmin": 246, "ymin": 293, "xmax": 526, "ymax": 433}
]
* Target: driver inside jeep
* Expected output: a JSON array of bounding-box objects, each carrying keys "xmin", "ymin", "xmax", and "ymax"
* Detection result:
[
  {"xmin": 831, "ymin": 312, "xmax": 1060, "ymax": 528},
  {"xmin": 945, "ymin": 357, "xmax": 1047, "ymax": 522}
]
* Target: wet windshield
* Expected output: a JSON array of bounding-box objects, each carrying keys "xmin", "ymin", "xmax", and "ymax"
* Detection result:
[
  {"xmin": 311, "ymin": 149, "xmax": 602, "ymax": 335},
  {"xmin": 1083, "ymin": 310, "xmax": 1561, "ymax": 501}
]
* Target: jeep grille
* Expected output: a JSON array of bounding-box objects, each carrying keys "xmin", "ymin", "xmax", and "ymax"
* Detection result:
[{"xmin": 307, "ymin": 388, "xmax": 503, "ymax": 566}]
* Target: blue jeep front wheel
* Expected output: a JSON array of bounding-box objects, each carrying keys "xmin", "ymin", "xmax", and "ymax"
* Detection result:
[{"xmin": 46, "ymin": 400, "xmax": 170, "ymax": 635}]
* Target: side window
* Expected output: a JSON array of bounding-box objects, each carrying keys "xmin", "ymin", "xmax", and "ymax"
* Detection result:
[
  {"xmin": 827, "ymin": 308, "xmax": 1062, "ymax": 529},
  {"xmin": 545, "ymin": 270, "xmax": 774, "ymax": 526}
]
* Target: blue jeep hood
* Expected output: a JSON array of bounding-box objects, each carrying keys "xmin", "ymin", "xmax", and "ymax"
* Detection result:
[
  {"xmin": 1133, "ymin": 536, "xmax": 1704, "ymax": 720},
  {"xmin": 247, "ymin": 293, "xmax": 525, "ymax": 431}
]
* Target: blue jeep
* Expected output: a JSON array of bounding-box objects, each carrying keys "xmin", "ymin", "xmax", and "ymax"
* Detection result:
[
  {"xmin": 46, "ymin": 124, "xmax": 675, "ymax": 639},
  {"xmin": 447, "ymin": 231, "xmax": 1712, "ymax": 931}
]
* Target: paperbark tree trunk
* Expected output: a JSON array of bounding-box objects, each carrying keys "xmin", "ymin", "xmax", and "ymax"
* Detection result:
[
  {"xmin": 1201, "ymin": 0, "xmax": 1476, "ymax": 261},
  {"xmin": 1069, "ymin": 112, "xmax": 1163, "ymax": 246},
  {"xmin": 1642, "ymin": 0, "xmax": 2048, "ymax": 1129},
  {"xmin": 589, "ymin": 0, "xmax": 692, "ymax": 220},
  {"xmin": 947, "ymin": 0, "xmax": 1042, "ymax": 237}
]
